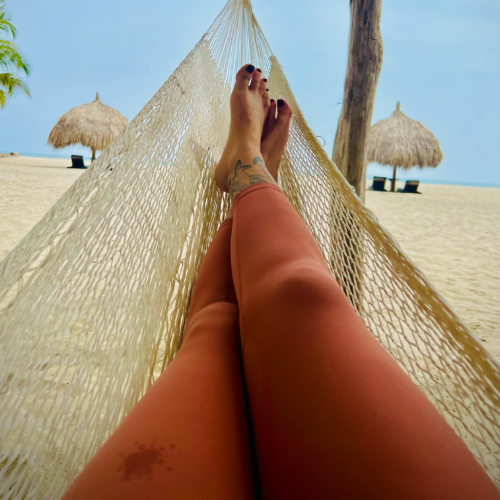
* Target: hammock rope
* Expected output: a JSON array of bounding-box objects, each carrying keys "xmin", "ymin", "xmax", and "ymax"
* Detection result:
[{"xmin": 0, "ymin": 0, "xmax": 498, "ymax": 497}]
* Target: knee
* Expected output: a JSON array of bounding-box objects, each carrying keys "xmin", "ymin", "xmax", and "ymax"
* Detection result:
[
  {"xmin": 249, "ymin": 263, "xmax": 348, "ymax": 315},
  {"xmin": 185, "ymin": 301, "xmax": 239, "ymax": 341}
]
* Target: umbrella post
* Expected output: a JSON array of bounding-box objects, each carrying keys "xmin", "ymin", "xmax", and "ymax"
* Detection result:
[
  {"xmin": 91, "ymin": 148, "xmax": 96, "ymax": 162},
  {"xmin": 390, "ymin": 165, "xmax": 397, "ymax": 192}
]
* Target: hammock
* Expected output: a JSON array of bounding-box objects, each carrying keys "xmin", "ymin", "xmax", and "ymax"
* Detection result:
[{"xmin": 0, "ymin": 0, "xmax": 498, "ymax": 497}]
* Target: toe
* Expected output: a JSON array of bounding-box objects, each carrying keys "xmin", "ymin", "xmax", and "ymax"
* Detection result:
[
  {"xmin": 263, "ymin": 97, "xmax": 271, "ymax": 116},
  {"xmin": 262, "ymin": 100, "xmax": 277, "ymax": 140},
  {"xmin": 262, "ymin": 89, "xmax": 270, "ymax": 107},
  {"xmin": 267, "ymin": 99, "xmax": 277, "ymax": 122},
  {"xmin": 235, "ymin": 64, "xmax": 256, "ymax": 90},
  {"xmin": 248, "ymin": 68, "xmax": 263, "ymax": 91},
  {"xmin": 258, "ymin": 77, "xmax": 268, "ymax": 95},
  {"xmin": 276, "ymin": 99, "xmax": 293, "ymax": 123}
]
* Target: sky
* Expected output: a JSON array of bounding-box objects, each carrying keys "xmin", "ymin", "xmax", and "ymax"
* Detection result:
[{"xmin": 1, "ymin": 0, "xmax": 499, "ymax": 185}]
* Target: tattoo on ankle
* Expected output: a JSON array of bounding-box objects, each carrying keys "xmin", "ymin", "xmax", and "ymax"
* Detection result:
[{"xmin": 228, "ymin": 156, "xmax": 276, "ymax": 198}]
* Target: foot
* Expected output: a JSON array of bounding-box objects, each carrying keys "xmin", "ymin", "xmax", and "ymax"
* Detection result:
[
  {"xmin": 214, "ymin": 64, "xmax": 277, "ymax": 198},
  {"xmin": 261, "ymin": 98, "xmax": 293, "ymax": 181}
]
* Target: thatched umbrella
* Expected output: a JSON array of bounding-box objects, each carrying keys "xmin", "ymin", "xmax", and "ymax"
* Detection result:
[
  {"xmin": 48, "ymin": 93, "xmax": 128, "ymax": 161},
  {"xmin": 366, "ymin": 102, "xmax": 443, "ymax": 191}
]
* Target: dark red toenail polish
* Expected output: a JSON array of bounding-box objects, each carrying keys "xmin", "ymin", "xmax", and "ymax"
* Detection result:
[
  {"xmin": 256, "ymin": 68, "xmax": 262, "ymax": 73},
  {"xmin": 270, "ymin": 99, "xmax": 275, "ymax": 103},
  {"xmin": 277, "ymin": 99, "xmax": 284, "ymax": 107},
  {"xmin": 263, "ymin": 78, "xmax": 268, "ymax": 82},
  {"xmin": 266, "ymin": 88, "xmax": 269, "ymax": 92},
  {"xmin": 246, "ymin": 65, "xmax": 255, "ymax": 73}
]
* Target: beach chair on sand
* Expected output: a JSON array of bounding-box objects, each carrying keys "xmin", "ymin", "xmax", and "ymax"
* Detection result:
[
  {"xmin": 69, "ymin": 155, "xmax": 87, "ymax": 169},
  {"xmin": 372, "ymin": 176, "xmax": 386, "ymax": 191},
  {"xmin": 402, "ymin": 180, "xmax": 420, "ymax": 193}
]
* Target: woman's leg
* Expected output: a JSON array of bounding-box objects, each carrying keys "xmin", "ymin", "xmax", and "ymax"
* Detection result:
[
  {"xmin": 215, "ymin": 64, "xmax": 498, "ymax": 499},
  {"xmin": 62, "ymin": 218, "xmax": 257, "ymax": 500}
]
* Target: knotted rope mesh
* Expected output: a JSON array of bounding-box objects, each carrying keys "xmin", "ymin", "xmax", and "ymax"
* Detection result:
[{"xmin": 0, "ymin": 0, "xmax": 498, "ymax": 497}]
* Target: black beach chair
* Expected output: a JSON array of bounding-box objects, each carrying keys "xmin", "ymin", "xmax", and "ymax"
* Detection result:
[
  {"xmin": 372, "ymin": 176, "xmax": 387, "ymax": 191},
  {"xmin": 68, "ymin": 155, "xmax": 87, "ymax": 169},
  {"xmin": 402, "ymin": 180, "xmax": 420, "ymax": 193}
]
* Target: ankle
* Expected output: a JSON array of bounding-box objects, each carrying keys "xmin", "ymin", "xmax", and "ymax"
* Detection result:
[
  {"xmin": 226, "ymin": 136, "xmax": 261, "ymax": 158},
  {"xmin": 226, "ymin": 155, "xmax": 277, "ymax": 199}
]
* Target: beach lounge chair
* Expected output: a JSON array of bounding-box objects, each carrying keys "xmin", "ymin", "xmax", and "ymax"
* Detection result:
[
  {"xmin": 69, "ymin": 155, "xmax": 87, "ymax": 169},
  {"xmin": 403, "ymin": 180, "xmax": 419, "ymax": 193},
  {"xmin": 372, "ymin": 176, "xmax": 386, "ymax": 191}
]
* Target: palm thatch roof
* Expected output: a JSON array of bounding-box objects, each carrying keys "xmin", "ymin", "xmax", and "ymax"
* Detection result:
[
  {"xmin": 366, "ymin": 102, "xmax": 443, "ymax": 170},
  {"xmin": 48, "ymin": 93, "xmax": 128, "ymax": 157}
]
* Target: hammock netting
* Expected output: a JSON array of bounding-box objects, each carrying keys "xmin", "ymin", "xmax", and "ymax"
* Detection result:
[{"xmin": 0, "ymin": 0, "xmax": 498, "ymax": 497}]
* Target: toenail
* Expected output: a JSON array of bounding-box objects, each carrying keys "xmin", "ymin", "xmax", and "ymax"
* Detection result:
[
  {"xmin": 256, "ymin": 68, "xmax": 262, "ymax": 73},
  {"xmin": 277, "ymin": 99, "xmax": 284, "ymax": 107},
  {"xmin": 246, "ymin": 65, "xmax": 255, "ymax": 73},
  {"xmin": 266, "ymin": 88, "xmax": 269, "ymax": 92},
  {"xmin": 263, "ymin": 78, "xmax": 268, "ymax": 82},
  {"xmin": 270, "ymin": 99, "xmax": 275, "ymax": 103}
]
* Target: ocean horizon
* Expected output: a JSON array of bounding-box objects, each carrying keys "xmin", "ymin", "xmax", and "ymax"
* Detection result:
[{"xmin": 3, "ymin": 152, "xmax": 499, "ymax": 189}]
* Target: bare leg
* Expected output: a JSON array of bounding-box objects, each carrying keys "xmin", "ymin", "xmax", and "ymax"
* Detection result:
[
  {"xmin": 61, "ymin": 220, "xmax": 257, "ymax": 500},
  {"xmin": 215, "ymin": 64, "xmax": 497, "ymax": 500}
]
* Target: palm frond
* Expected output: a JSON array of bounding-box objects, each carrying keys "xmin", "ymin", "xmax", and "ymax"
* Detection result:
[
  {"xmin": 0, "ymin": 39, "xmax": 30, "ymax": 74},
  {"xmin": 0, "ymin": 12, "xmax": 16, "ymax": 38},
  {"xmin": 0, "ymin": 72, "xmax": 30, "ymax": 107},
  {"xmin": 0, "ymin": 1, "xmax": 29, "ymax": 107},
  {"xmin": 0, "ymin": 1, "xmax": 16, "ymax": 37}
]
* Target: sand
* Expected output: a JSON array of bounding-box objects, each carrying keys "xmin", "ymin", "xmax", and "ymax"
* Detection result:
[
  {"xmin": 0, "ymin": 156, "xmax": 87, "ymax": 261},
  {"xmin": 1, "ymin": 157, "xmax": 498, "ymax": 362},
  {"xmin": 365, "ymin": 181, "xmax": 499, "ymax": 361}
]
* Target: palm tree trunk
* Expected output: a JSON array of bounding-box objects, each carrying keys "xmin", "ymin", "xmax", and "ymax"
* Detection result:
[
  {"xmin": 332, "ymin": 0, "xmax": 383, "ymax": 202},
  {"xmin": 91, "ymin": 148, "xmax": 96, "ymax": 162},
  {"xmin": 329, "ymin": 0, "xmax": 383, "ymax": 315}
]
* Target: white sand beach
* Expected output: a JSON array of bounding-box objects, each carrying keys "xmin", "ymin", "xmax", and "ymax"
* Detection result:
[
  {"xmin": 365, "ymin": 181, "xmax": 499, "ymax": 361},
  {"xmin": 0, "ymin": 156, "xmax": 87, "ymax": 262},
  {"xmin": 0, "ymin": 157, "xmax": 498, "ymax": 361}
]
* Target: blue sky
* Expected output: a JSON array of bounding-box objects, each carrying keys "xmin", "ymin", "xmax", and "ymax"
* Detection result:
[{"xmin": 1, "ymin": 0, "xmax": 499, "ymax": 184}]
